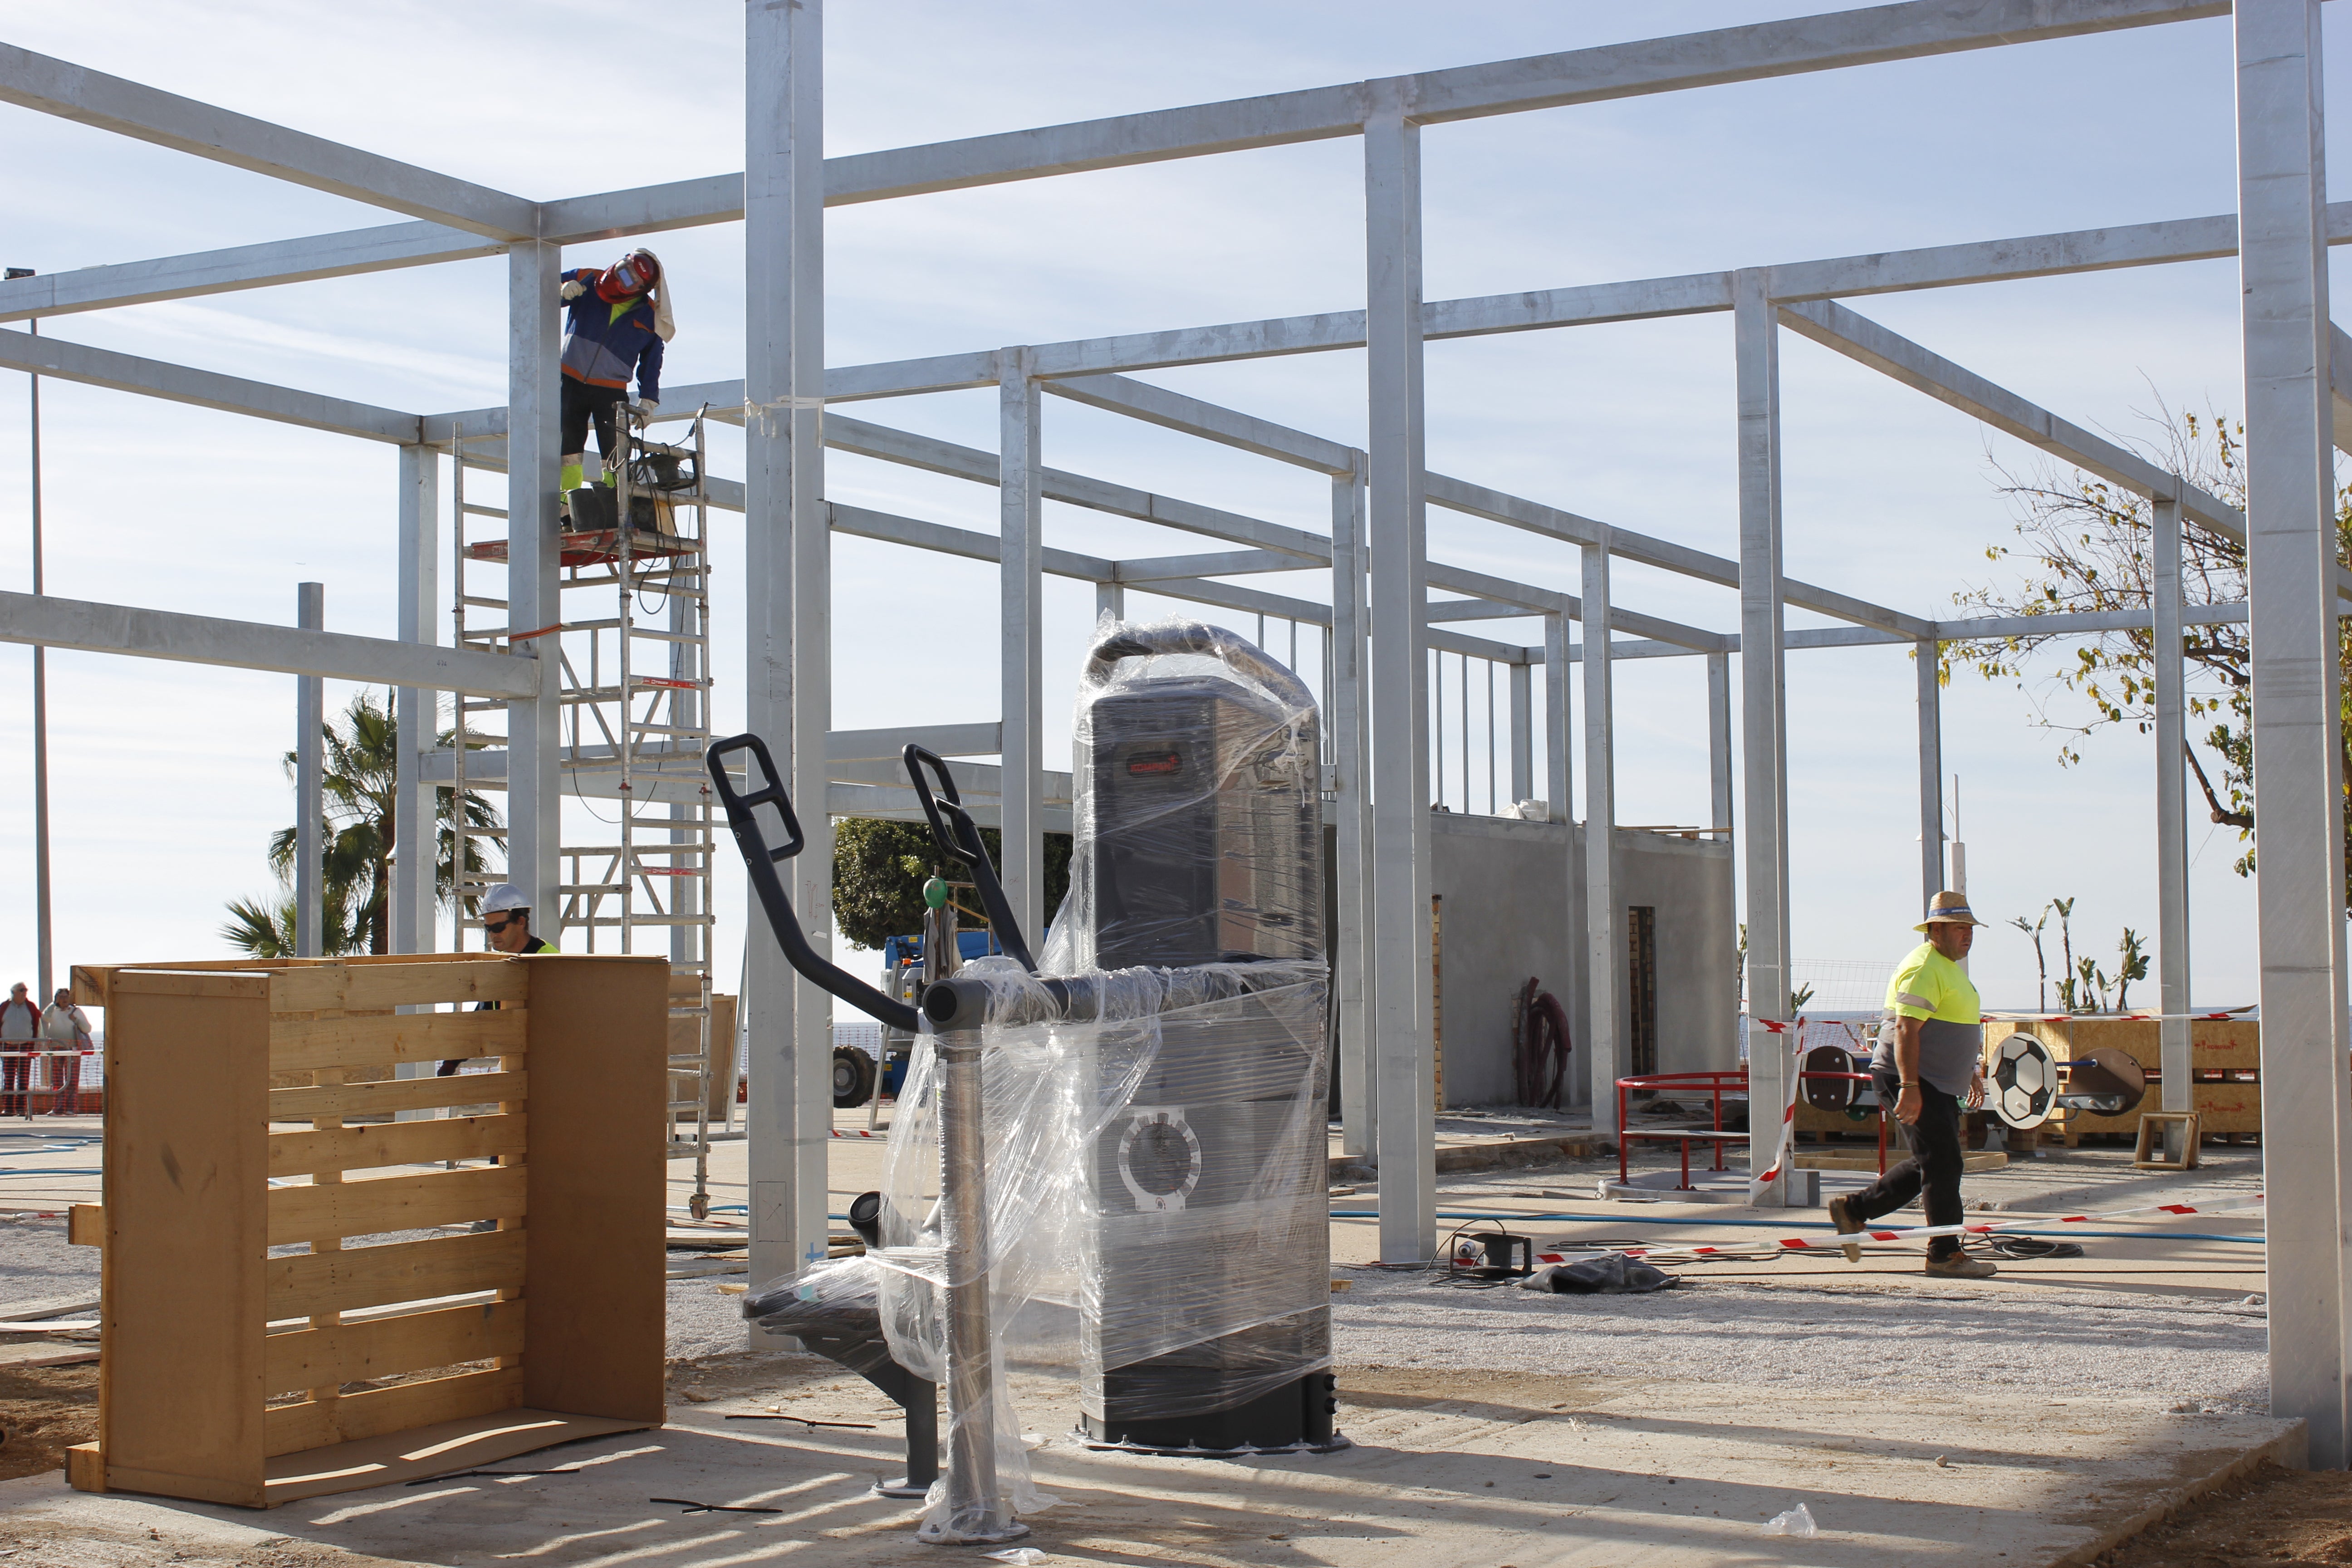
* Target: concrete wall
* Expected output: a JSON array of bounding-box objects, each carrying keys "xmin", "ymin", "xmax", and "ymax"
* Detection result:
[{"xmin": 1414, "ymin": 814, "xmax": 1736, "ymax": 1109}]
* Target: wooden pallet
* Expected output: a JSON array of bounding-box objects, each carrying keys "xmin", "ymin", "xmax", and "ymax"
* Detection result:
[{"xmin": 64, "ymin": 951, "xmax": 669, "ymax": 1507}]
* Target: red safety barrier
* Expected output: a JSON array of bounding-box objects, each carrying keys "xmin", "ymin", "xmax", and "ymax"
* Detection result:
[
  {"xmin": 1616, "ymin": 1066, "xmax": 1886, "ymax": 1190},
  {"xmin": 0, "ymin": 1049, "xmax": 101, "ymax": 1117}
]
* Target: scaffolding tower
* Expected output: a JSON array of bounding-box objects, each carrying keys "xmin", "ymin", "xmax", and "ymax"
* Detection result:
[{"xmin": 445, "ymin": 409, "xmax": 723, "ymax": 1211}]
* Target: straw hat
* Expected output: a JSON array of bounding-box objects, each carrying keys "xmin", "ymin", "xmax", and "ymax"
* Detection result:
[{"xmin": 1914, "ymin": 890, "xmax": 1985, "ymax": 931}]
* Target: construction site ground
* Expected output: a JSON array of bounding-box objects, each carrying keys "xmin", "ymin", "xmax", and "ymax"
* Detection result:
[{"xmin": 0, "ymin": 1107, "xmax": 2318, "ymax": 1566}]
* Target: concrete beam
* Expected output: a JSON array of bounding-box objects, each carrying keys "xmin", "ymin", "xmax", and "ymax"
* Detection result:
[
  {"xmin": 0, "ymin": 222, "xmax": 499, "ymax": 324},
  {"xmin": 1113, "ymin": 549, "xmax": 1320, "ymax": 583},
  {"xmin": 0, "ymin": 327, "xmax": 421, "ymax": 443},
  {"xmin": 1044, "ymin": 373, "xmax": 1356, "ymax": 475},
  {"xmin": 0, "ymin": 43, "xmax": 537, "ymax": 239},
  {"xmin": 0, "ymin": 588, "xmax": 534, "ymax": 696}
]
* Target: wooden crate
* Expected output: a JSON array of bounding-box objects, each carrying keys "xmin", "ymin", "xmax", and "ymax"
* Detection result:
[
  {"xmin": 64, "ymin": 951, "xmax": 670, "ymax": 1507},
  {"xmin": 1982, "ymin": 1017, "xmax": 2262, "ymax": 1144}
]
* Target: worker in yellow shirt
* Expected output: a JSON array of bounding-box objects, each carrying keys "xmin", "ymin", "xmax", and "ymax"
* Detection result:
[{"xmin": 1828, "ymin": 891, "xmax": 1993, "ymax": 1278}]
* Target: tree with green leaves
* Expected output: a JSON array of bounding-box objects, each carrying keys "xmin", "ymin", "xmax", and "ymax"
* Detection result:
[
  {"xmin": 222, "ymin": 691, "xmax": 502, "ymax": 957},
  {"xmin": 1946, "ymin": 405, "xmax": 2352, "ymax": 897},
  {"xmin": 832, "ymin": 818, "xmax": 1071, "ymax": 953}
]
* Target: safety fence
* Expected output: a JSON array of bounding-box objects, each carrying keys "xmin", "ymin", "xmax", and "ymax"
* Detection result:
[{"xmin": 0, "ymin": 1047, "xmax": 102, "ymax": 1116}]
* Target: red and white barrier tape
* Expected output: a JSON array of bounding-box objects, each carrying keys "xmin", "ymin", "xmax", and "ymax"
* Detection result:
[
  {"xmin": 828, "ymin": 1128, "xmax": 887, "ymax": 1140},
  {"xmin": 1744, "ymin": 1019, "xmax": 1806, "ymax": 1201},
  {"xmin": 1539, "ymin": 1191, "xmax": 2267, "ymax": 1266}
]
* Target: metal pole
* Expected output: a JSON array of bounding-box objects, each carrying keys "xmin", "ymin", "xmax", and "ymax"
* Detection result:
[
  {"xmin": 1544, "ymin": 612, "xmax": 1576, "ymax": 1102},
  {"xmin": 745, "ymin": 0, "xmax": 833, "ymax": 1314},
  {"xmin": 1734, "ymin": 267, "xmax": 1793, "ymax": 1195},
  {"xmin": 1364, "ymin": 92, "xmax": 1435, "ymax": 1264},
  {"xmin": 1581, "ymin": 539, "xmax": 1619, "ymax": 1137},
  {"xmin": 1706, "ymin": 650, "xmax": 1733, "ymax": 839},
  {"xmin": 1508, "ymin": 660, "xmax": 1532, "ymax": 806},
  {"xmin": 2152, "ymin": 494, "xmax": 2192, "ymax": 1117},
  {"xmin": 1331, "ymin": 460, "xmax": 1375, "ymax": 1158},
  {"xmin": 392, "ymin": 444, "xmax": 439, "ymax": 955},
  {"xmin": 296, "ymin": 583, "xmax": 325, "ymax": 957},
  {"xmin": 505, "ymin": 244, "xmax": 562, "ymax": 923},
  {"xmin": 1916, "ymin": 638, "xmax": 1944, "ymax": 908},
  {"xmin": 21, "ymin": 301, "xmax": 49, "ymax": 1000},
  {"xmin": 2234, "ymin": 0, "xmax": 2351, "ymax": 1466},
  {"xmin": 936, "ymin": 1003, "xmax": 1020, "ymax": 1539},
  {"xmin": 999, "ymin": 348, "xmax": 1044, "ymax": 945}
]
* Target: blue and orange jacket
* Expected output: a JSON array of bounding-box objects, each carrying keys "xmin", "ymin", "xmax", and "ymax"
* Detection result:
[{"xmin": 560, "ymin": 269, "xmax": 663, "ymax": 402}]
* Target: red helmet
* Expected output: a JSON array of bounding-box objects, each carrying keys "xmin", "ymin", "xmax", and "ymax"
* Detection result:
[{"xmin": 606, "ymin": 250, "xmax": 659, "ymax": 295}]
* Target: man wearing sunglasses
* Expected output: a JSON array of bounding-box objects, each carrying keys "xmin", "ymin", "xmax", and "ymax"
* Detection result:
[
  {"xmin": 555, "ymin": 246, "xmax": 676, "ymax": 529},
  {"xmin": 437, "ymin": 883, "xmax": 556, "ymax": 1076}
]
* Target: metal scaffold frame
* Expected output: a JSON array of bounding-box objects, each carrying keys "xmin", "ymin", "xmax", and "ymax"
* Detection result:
[{"xmin": 3, "ymin": 0, "xmax": 2348, "ymax": 1461}]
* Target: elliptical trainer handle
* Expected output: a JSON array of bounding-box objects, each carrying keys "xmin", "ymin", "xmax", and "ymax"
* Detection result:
[
  {"xmin": 902, "ymin": 744, "xmax": 1039, "ymax": 973},
  {"xmin": 710, "ymin": 732, "xmax": 918, "ymax": 1032}
]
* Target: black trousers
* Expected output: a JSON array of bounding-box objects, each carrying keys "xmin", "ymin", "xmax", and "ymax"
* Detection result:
[
  {"xmin": 560, "ymin": 376, "xmax": 629, "ymax": 461},
  {"xmin": 1848, "ymin": 1067, "xmax": 1965, "ymax": 1259}
]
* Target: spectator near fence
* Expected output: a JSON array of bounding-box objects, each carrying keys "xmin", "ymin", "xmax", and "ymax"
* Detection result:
[
  {"xmin": 40, "ymin": 988, "xmax": 93, "ymax": 1116},
  {"xmin": 0, "ymin": 984, "xmax": 36, "ymax": 1117}
]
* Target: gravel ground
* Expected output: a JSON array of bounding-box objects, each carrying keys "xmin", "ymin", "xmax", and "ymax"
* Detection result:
[{"xmin": 0, "ymin": 1214, "xmax": 98, "ymax": 1305}]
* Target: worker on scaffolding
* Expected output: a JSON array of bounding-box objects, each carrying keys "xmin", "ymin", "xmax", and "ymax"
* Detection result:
[
  {"xmin": 1828, "ymin": 891, "xmax": 1994, "ymax": 1279},
  {"xmin": 558, "ymin": 247, "xmax": 674, "ymax": 530},
  {"xmin": 437, "ymin": 883, "xmax": 557, "ymax": 1077}
]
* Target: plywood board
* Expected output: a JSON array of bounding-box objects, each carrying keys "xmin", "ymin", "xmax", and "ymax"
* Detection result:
[
  {"xmin": 101, "ymin": 969, "xmax": 270, "ymax": 1506},
  {"xmin": 268, "ymin": 1112, "xmax": 526, "ymax": 1178},
  {"xmin": 268, "ymin": 1166, "xmax": 527, "ymax": 1246},
  {"xmin": 260, "ymin": 1407, "xmax": 652, "ymax": 1507},
  {"xmin": 265, "ymin": 1300, "xmax": 524, "ymax": 1391},
  {"xmin": 272, "ymin": 960, "xmax": 525, "ymax": 1016},
  {"xmin": 269, "ymin": 1070, "xmax": 528, "ymax": 1122},
  {"xmin": 269, "ymin": 1230, "xmax": 525, "ymax": 1320},
  {"xmin": 265, "ymin": 1365, "xmax": 522, "ymax": 1458},
  {"xmin": 271, "ymin": 1010, "xmax": 526, "ymax": 1075},
  {"xmin": 520, "ymin": 955, "xmax": 668, "ymax": 1423}
]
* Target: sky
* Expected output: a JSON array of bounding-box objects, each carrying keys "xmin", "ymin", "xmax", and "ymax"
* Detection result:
[{"xmin": 0, "ymin": 0, "xmax": 2344, "ymax": 1028}]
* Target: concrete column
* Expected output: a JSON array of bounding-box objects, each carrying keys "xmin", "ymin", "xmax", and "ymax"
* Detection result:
[
  {"xmin": 1000, "ymin": 348, "xmax": 1045, "ymax": 945},
  {"xmin": 1095, "ymin": 580, "xmax": 1124, "ymax": 624},
  {"xmin": 296, "ymin": 582, "xmax": 325, "ymax": 958},
  {"xmin": 1734, "ymin": 267, "xmax": 1793, "ymax": 1187},
  {"xmin": 392, "ymin": 444, "xmax": 439, "ymax": 956},
  {"xmin": 1916, "ymin": 639, "xmax": 1944, "ymax": 909},
  {"xmin": 505, "ymin": 242, "xmax": 562, "ymax": 924},
  {"xmin": 1706, "ymin": 650, "xmax": 1733, "ymax": 838},
  {"xmin": 2152, "ymin": 494, "xmax": 2192, "ymax": 1112},
  {"xmin": 745, "ymin": 0, "xmax": 832, "ymax": 1308},
  {"xmin": 1508, "ymin": 662, "xmax": 1533, "ymax": 805},
  {"xmin": 1331, "ymin": 458, "xmax": 1374, "ymax": 1158},
  {"xmin": 1364, "ymin": 93, "xmax": 1435, "ymax": 1264},
  {"xmin": 1581, "ymin": 541, "xmax": 1620, "ymax": 1136},
  {"xmin": 2234, "ymin": 0, "xmax": 2352, "ymax": 1465},
  {"xmin": 1545, "ymin": 612, "xmax": 1577, "ymax": 1103}
]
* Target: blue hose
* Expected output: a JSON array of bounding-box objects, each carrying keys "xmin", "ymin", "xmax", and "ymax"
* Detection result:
[{"xmin": 1326, "ymin": 1208, "xmax": 2266, "ymax": 1244}]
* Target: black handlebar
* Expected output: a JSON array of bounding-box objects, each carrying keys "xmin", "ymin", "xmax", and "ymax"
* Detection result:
[
  {"xmin": 901, "ymin": 744, "xmax": 1038, "ymax": 972},
  {"xmin": 709, "ymin": 733, "xmax": 919, "ymax": 1032}
]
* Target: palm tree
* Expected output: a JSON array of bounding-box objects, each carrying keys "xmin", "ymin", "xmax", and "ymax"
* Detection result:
[{"xmin": 222, "ymin": 691, "xmax": 501, "ymax": 956}]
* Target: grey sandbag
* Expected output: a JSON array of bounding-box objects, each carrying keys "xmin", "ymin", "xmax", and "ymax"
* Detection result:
[{"xmin": 1520, "ymin": 1254, "xmax": 1679, "ymax": 1294}]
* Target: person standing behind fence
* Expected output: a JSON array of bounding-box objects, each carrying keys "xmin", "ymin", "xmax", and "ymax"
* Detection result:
[
  {"xmin": 39, "ymin": 988, "xmax": 93, "ymax": 1116},
  {"xmin": 1827, "ymin": 891, "xmax": 1994, "ymax": 1279},
  {"xmin": 0, "ymin": 985, "xmax": 37, "ymax": 1117}
]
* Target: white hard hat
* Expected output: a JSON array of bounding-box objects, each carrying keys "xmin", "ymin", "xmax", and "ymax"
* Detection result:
[{"xmin": 481, "ymin": 883, "xmax": 532, "ymax": 915}]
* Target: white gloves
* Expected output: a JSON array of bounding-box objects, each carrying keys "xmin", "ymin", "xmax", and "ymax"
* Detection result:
[
  {"xmin": 560, "ymin": 278, "xmax": 585, "ymax": 300},
  {"xmin": 638, "ymin": 400, "xmax": 659, "ymax": 417}
]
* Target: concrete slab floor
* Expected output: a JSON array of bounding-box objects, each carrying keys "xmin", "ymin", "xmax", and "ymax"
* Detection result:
[{"xmin": 0, "ymin": 1361, "xmax": 2300, "ymax": 1568}]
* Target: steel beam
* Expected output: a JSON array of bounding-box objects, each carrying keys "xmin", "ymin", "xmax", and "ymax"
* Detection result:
[
  {"xmin": 828, "ymin": 722, "xmax": 1004, "ymax": 761},
  {"xmin": 0, "ymin": 43, "xmax": 536, "ymax": 238},
  {"xmin": 391, "ymin": 444, "xmax": 440, "ymax": 956},
  {"xmin": 2235, "ymin": 0, "xmax": 2352, "ymax": 1466},
  {"xmin": 0, "ymin": 222, "xmax": 497, "ymax": 324},
  {"xmin": 295, "ymin": 583, "xmax": 324, "ymax": 959},
  {"xmin": 1581, "ymin": 536, "xmax": 1620, "ymax": 1139},
  {"xmin": 0, "ymin": 327, "xmax": 420, "ymax": 443},
  {"xmin": 1916, "ymin": 640, "xmax": 1944, "ymax": 909},
  {"xmin": 1332, "ymin": 459, "xmax": 1374, "ymax": 1161},
  {"xmin": 1000, "ymin": 348, "xmax": 1046, "ymax": 945},
  {"xmin": 2152, "ymin": 496, "xmax": 2191, "ymax": 1114},
  {"xmin": 1364, "ymin": 97, "xmax": 1435, "ymax": 1265},
  {"xmin": 1735, "ymin": 268, "xmax": 1793, "ymax": 1194},
  {"xmin": 1044, "ymin": 373, "xmax": 1355, "ymax": 475},
  {"xmin": 1112, "ymin": 549, "xmax": 1316, "ymax": 583}
]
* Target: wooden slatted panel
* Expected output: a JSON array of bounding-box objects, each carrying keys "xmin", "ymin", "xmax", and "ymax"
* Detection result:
[
  {"xmin": 269, "ymin": 1230, "xmax": 524, "ymax": 1320},
  {"xmin": 272, "ymin": 960, "xmax": 526, "ymax": 1016},
  {"xmin": 269, "ymin": 1070, "xmax": 528, "ymax": 1123},
  {"xmin": 269, "ymin": 1113, "xmax": 524, "ymax": 1178},
  {"xmin": 268, "ymin": 1166, "xmax": 527, "ymax": 1245},
  {"xmin": 265, "ymin": 1366, "xmax": 523, "ymax": 1459},
  {"xmin": 271, "ymin": 1011, "xmax": 525, "ymax": 1075},
  {"xmin": 264, "ymin": 1301, "xmax": 524, "ymax": 1393}
]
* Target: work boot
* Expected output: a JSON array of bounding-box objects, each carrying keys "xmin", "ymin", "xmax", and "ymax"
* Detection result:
[
  {"xmin": 1826, "ymin": 1196, "xmax": 1863, "ymax": 1264},
  {"xmin": 1923, "ymin": 1252, "xmax": 1997, "ymax": 1279}
]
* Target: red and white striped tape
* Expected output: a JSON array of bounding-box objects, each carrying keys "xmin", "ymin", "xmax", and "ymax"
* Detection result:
[
  {"xmin": 1536, "ymin": 1190, "xmax": 2267, "ymax": 1266},
  {"xmin": 828, "ymin": 1128, "xmax": 888, "ymax": 1140},
  {"xmin": 1744, "ymin": 1019, "xmax": 1806, "ymax": 1200}
]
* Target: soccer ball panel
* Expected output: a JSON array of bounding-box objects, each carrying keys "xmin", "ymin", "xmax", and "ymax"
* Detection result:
[{"xmin": 1990, "ymin": 1034, "xmax": 2056, "ymax": 1129}]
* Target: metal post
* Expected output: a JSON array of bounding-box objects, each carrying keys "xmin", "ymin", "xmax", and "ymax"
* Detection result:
[
  {"xmin": 1364, "ymin": 92, "xmax": 1434, "ymax": 1264},
  {"xmin": 1734, "ymin": 267, "xmax": 1792, "ymax": 1189},
  {"xmin": 1000, "ymin": 349, "xmax": 1044, "ymax": 945},
  {"xmin": 2152, "ymin": 494, "xmax": 2192, "ymax": 1116},
  {"xmin": 295, "ymin": 583, "xmax": 325, "ymax": 958},
  {"xmin": 1581, "ymin": 539, "xmax": 1619, "ymax": 1137},
  {"xmin": 2234, "ymin": 0, "xmax": 2351, "ymax": 1465},
  {"xmin": 23, "ymin": 308, "xmax": 49, "ymax": 1002},
  {"xmin": 1706, "ymin": 650, "xmax": 1733, "ymax": 838},
  {"xmin": 936, "ymin": 1032, "xmax": 1022, "ymax": 1542},
  {"xmin": 1916, "ymin": 638, "xmax": 1944, "ymax": 908},
  {"xmin": 505, "ymin": 244, "xmax": 562, "ymax": 922},
  {"xmin": 392, "ymin": 444, "xmax": 439, "ymax": 955},
  {"xmin": 745, "ymin": 0, "xmax": 832, "ymax": 1314},
  {"xmin": 1331, "ymin": 459, "xmax": 1374, "ymax": 1157},
  {"xmin": 1095, "ymin": 580, "xmax": 1124, "ymax": 624},
  {"xmin": 1544, "ymin": 613, "xmax": 1571, "ymax": 821},
  {"xmin": 1508, "ymin": 660, "xmax": 1533, "ymax": 806}
]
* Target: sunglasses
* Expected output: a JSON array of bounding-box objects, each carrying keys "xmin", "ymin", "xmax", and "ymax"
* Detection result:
[{"xmin": 484, "ymin": 916, "xmax": 520, "ymax": 935}]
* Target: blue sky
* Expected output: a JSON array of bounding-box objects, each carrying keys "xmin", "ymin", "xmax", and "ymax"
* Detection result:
[{"xmin": 0, "ymin": 0, "xmax": 2342, "ymax": 1019}]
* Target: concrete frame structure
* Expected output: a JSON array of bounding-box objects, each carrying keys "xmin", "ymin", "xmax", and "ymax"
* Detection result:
[{"xmin": 5, "ymin": 0, "xmax": 2348, "ymax": 1460}]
